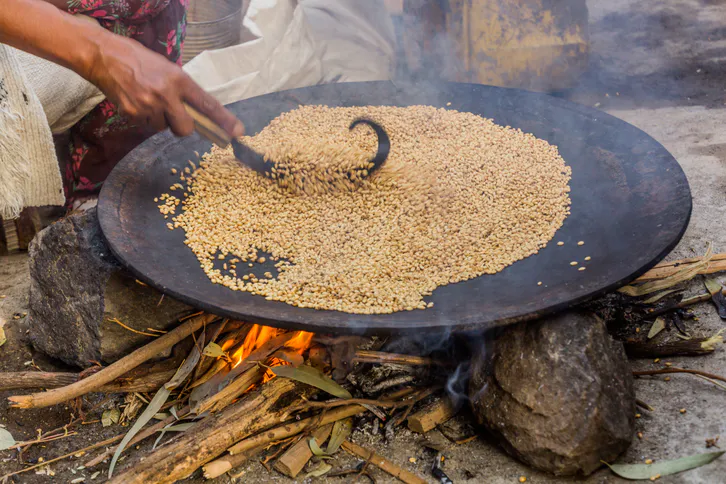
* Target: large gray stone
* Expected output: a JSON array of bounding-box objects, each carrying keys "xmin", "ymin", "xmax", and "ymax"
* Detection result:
[
  {"xmin": 469, "ymin": 311, "xmax": 634, "ymax": 477},
  {"xmin": 27, "ymin": 209, "xmax": 193, "ymax": 368}
]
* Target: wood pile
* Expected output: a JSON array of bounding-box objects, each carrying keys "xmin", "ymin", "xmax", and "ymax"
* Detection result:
[{"xmin": 0, "ymin": 312, "xmax": 460, "ymax": 483}]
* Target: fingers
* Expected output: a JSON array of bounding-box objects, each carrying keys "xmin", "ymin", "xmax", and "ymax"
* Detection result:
[
  {"xmin": 181, "ymin": 75, "xmax": 244, "ymax": 138},
  {"xmin": 164, "ymin": 98, "xmax": 195, "ymax": 137}
]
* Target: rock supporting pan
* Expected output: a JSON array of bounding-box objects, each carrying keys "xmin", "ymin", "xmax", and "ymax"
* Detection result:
[{"xmin": 98, "ymin": 81, "xmax": 691, "ymax": 334}]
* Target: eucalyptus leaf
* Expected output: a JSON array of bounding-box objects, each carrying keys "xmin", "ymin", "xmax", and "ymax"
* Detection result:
[
  {"xmin": 647, "ymin": 317, "xmax": 666, "ymax": 339},
  {"xmin": 0, "ymin": 427, "xmax": 16, "ymax": 451},
  {"xmin": 309, "ymin": 437, "xmax": 327, "ymax": 456},
  {"xmin": 604, "ymin": 451, "xmax": 724, "ymax": 480},
  {"xmin": 304, "ymin": 462, "xmax": 332, "ymax": 478},
  {"xmin": 326, "ymin": 418, "xmax": 352, "ymax": 454},
  {"xmin": 643, "ymin": 289, "xmax": 680, "ymax": 304},
  {"xmin": 271, "ymin": 365, "xmax": 351, "ymax": 399},
  {"xmin": 704, "ymin": 277, "xmax": 722, "ymax": 296},
  {"xmin": 202, "ymin": 342, "xmax": 227, "ymax": 358},
  {"xmin": 110, "ymin": 339, "xmax": 205, "ymax": 476},
  {"xmin": 153, "ymin": 422, "xmax": 195, "ymax": 450},
  {"xmin": 109, "ymin": 386, "xmax": 171, "ymax": 478},
  {"xmin": 158, "ymin": 423, "xmax": 195, "ymax": 432},
  {"xmin": 166, "ymin": 333, "xmax": 204, "ymax": 390}
]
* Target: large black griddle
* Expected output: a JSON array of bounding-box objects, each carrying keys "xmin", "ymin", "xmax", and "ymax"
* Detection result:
[{"xmin": 98, "ymin": 81, "xmax": 691, "ymax": 334}]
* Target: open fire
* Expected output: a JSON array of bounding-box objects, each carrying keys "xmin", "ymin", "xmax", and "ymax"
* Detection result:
[{"xmin": 230, "ymin": 324, "xmax": 314, "ymax": 382}]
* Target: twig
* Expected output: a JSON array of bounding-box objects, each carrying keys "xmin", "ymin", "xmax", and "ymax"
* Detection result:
[
  {"xmin": 9, "ymin": 314, "xmax": 217, "ymax": 409},
  {"xmin": 107, "ymin": 318, "xmax": 158, "ymax": 337},
  {"xmin": 694, "ymin": 374, "xmax": 726, "ymax": 391},
  {"xmin": 624, "ymin": 335, "xmax": 722, "ymax": 358},
  {"xmin": 194, "ymin": 332, "xmax": 294, "ymax": 414},
  {"xmin": 226, "ymin": 388, "xmax": 424, "ymax": 457},
  {"xmin": 0, "ymin": 371, "xmax": 78, "ymax": 391},
  {"xmin": 635, "ymin": 399, "xmax": 655, "ymax": 412},
  {"xmin": 289, "ymin": 396, "xmax": 420, "ymax": 412},
  {"xmin": 636, "ymin": 254, "xmax": 726, "ymax": 281},
  {"xmin": 341, "ymin": 441, "xmax": 427, "ymax": 484},
  {"xmin": 107, "ymin": 379, "xmax": 302, "ymax": 484},
  {"xmin": 0, "ymin": 435, "xmax": 124, "ymax": 479},
  {"xmin": 353, "ymin": 350, "xmax": 439, "ymax": 366},
  {"xmin": 227, "ymin": 403, "xmax": 367, "ymax": 456},
  {"xmin": 633, "ymin": 368, "xmax": 726, "ymax": 383},
  {"xmin": 8, "ymin": 431, "xmax": 78, "ymax": 451},
  {"xmin": 84, "ymin": 407, "xmax": 190, "ymax": 468}
]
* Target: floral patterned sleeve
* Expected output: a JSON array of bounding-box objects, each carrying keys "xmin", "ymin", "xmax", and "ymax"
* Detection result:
[
  {"xmin": 61, "ymin": 0, "xmax": 187, "ymax": 206},
  {"xmin": 67, "ymin": 0, "xmax": 172, "ymax": 21}
]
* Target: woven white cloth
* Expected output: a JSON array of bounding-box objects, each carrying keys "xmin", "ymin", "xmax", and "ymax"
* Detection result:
[
  {"xmin": 17, "ymin": 49, "xmax": 105, "ymax": 135},
  {"xmin": 0, "ymin": 14, "xmax": 104, "ymax": 218},
  {"xmin": 0, "ymin": 44, "xmax": 66, "ymax": 219}
]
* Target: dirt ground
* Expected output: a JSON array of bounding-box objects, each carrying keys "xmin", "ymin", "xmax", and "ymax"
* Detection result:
[{"xmin": 3, "ymin": 0, "xmax": 726, "ymax": 482}]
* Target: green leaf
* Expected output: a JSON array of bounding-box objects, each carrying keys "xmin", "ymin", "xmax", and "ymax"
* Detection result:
[
  {"xmin": 271, "ymin": 365, "xmax": 351, "ymax": 399},
  {"xmin": 309, "ymin": 436, "xmax": 327, "ymax": 456},
  {"xmin": 109, "ymin": 338, "xmax": 204, "ymax": 477},
  {"xmin": 158, "ymin": 423, "xmax": 194, "ymax": 432},
  {"xmin": 166, "ymin": 333, "xmax": 205, "ymax": 390},
  {"xmin": 109, "ymin": 386, "xmax": 171, "ymax": 478},
  {"xmin": 647, "ymin": 317, "xmax": 666, "ymax": 339},
  {"xmin": 642, "ymin": 289, "xmax": 680, "ymax": 304},
  {"xmin": 0, "ymin": 427, "xmax": 16, "ymax": 451},
  {"xmin": 0, "ymin": 327, "xmax": 6, "ymax": 348},
  {"xmin": 604, "ymin": 451, "xmax": 725, "ymax": 480},
  {"xmin": 202, "ymin": 342, "xmax": 227, "ymax": 358},
  {"xmin": 304, "ymin": 462, "xmax": 332, "ymax": 478},
  {"xmin": 102, "ymin": 408, "xmax": 120, "ymax": 427},
  {"xmin": 326, "ymin": 418, "xmax": 352, "ymax": 454},
  {"xmin": 704, "ymin": 277, "xmax": 723, "ymax": 296}
]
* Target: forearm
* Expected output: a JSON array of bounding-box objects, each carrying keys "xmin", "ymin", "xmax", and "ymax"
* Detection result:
[{"xmin": 0, "ymin": 0, "xmax": 104, "ymax": 81}]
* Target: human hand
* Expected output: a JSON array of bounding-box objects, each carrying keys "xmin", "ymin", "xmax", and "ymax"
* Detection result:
[{"xmin": 84, "ymin": 32, "xmax": 243, "ymax": 138}]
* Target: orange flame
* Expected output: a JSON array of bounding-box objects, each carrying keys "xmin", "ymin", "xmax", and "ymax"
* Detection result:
[
  {"xmin": 285, "ymin": 331, "xmax": 314, "ymax": 353},
  {"xmin": 231, "ymin": 324, "xmax": 313, "ymax": 369}
]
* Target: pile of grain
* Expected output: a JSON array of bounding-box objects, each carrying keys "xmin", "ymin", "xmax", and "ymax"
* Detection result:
[{"xmin": 159, "ymin": 105, "xmax": 571, "ymax": 314}]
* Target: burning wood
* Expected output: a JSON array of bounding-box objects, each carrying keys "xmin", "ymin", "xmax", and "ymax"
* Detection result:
[{"xmin": 2, "ymin": 312, "xmax": 450, "ymax": 483}]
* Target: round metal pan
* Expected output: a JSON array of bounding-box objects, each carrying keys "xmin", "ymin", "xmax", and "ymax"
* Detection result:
[{"xmin": 98, "ymin": 81, "xmax": 691, "ymax": 334}]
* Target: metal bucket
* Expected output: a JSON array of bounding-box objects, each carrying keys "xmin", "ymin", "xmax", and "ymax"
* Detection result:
[{"xmin": 183, "ymin": 0, "xmax": 247, "ymax": 65}]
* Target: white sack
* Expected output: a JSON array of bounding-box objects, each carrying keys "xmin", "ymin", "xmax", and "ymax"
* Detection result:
[{"xmin": 183, "ymin": 0, "xmax": 396, "ymax": 105}]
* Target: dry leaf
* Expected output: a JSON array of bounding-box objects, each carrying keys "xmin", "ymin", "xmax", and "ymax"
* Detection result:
[
  {"xmin": 642, "ymin": 289, "xmax": 681, "ymax": 304},
  {"xmin": 109, "ymin": 341, "xmax": 201, "ymax": 478},
  {"xmin": 0, "ymin": 427, "xmax": 16, "ymax": 451},
  {"xmin": 326, "ymin": 418, "xmax": 352, "ymax": 454},
  {"xmin": 102, "ymin": 408, "xmax": 121, "ymax": 427},
  {"xmin": 604, "ymin": 451, "xmax": 724, "ymax": 479},
  {"xmin": 647, "ymin": 317, "xmax": 666, "ymax": 339},
  {"xmin": 304, "ymin": 462, "xmax": 332, "ymax": 478},
  {"xmin": 0, "ymin": 327, "xmax": 6, "ymax": 348},
  {"xmin": 202, "ymin": 342, "xmax": 226, "ymax": 359},
  {"xmin": 619, "ymin": 244, "xmax": 713, "ymax": 296},
  {"xmin": 271, "ymin": 364, "xmax": 351, "ymax": 399}
]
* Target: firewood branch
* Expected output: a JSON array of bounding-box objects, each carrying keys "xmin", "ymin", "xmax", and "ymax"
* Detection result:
[{"xmin": 8, "ymin": 313, "xmax": 217, "ymax": 409}]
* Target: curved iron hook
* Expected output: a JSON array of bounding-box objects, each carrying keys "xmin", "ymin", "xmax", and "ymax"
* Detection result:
[{"xmin": 349, "ymin": 118, "xmax": 390, "ymax": 177}]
